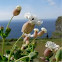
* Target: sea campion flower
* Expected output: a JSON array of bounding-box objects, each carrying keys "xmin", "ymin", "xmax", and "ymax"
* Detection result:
[
  {"xmin": 38, "ymin": 27, "xmax": 47, "ymax": 36},
  {"xmin": 33, "ymin": 28, "xmax": 39, "ymax": 38},
  {"xmin": 13, "ymin": 5, "xmax": 22, "ymax": 16},
  {"xmin": 45, "ymin": 41, "xmax": 60, "ymax": 51},
  {"xmin": 22, "ymin": 13, "xmax": 42, "ymax": 34},
  {"xmin": 24, "ymin": 13, "xmax": 43, "ymax": 25}
]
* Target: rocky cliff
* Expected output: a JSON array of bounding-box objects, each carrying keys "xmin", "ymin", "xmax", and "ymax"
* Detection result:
[{"xmin": 52, "ymin": 16, "xmax": 62, "ymax": 38}]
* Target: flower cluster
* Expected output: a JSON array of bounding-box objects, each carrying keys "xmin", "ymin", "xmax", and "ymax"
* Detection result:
[
  {"xmin": 0, "ymin": 5, "xmax": 61, "ymax": 62},
  {"xmin": 40, "ymin": 41, "xmax": 62, "ymax": 62}
]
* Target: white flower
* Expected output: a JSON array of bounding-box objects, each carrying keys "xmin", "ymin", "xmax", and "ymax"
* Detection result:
[
  {"xmin": 34, "ymin": 28, "xmax": 39, "ymax": 32},
  {"xmin": 41, "ymin": 27, "xmax": 47, "ymax": 33},
  {"xmin": 45, "ymin": 41, "xmax": 60, "ymax": 51},
  {"xmin": 24, "ymin": 13, "xmax": 31, "ymax": 19},
  {"xmin": 16, "ymin": 5, "xmax": 22, "ymax": 11},
  {"xmin": 24, "ymin": 13, "xmax": 43, "ymax": 25}
]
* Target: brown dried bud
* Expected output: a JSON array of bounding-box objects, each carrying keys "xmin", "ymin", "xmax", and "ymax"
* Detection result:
[
  {"xmin": 13, "ymin": 5, "xmax": 22, "ymax": 16},
  {"xmin": 44, "ymin": 48, "xmax": 53, "ymax": 58},
  {"xmin": 22, "ymin": 21, "xmax": 35, "ymax": 34}
]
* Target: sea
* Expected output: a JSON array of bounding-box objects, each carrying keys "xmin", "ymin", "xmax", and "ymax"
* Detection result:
[{"xmin": 0, "ymin": 19, "xmax": 56, "ymax": 39}]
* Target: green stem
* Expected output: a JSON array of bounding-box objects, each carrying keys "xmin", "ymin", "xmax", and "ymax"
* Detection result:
[
  {"xmin": 15, "ymin": 56, "xmax": 28, "ymax": 62},
  {"xmin": 2, "ymin": 38, "xmax": 5, "ymax": 58},
  {"xmin": 31, "ymin": 38, "xmax": 36, "ymax": 52},
  {"xmin": 6, "ymin": 16, "xmax": 14, "ymax": 29},
  {"xmin": 8, "ymin": 35, "xmax": 22, "ymax": 62}
]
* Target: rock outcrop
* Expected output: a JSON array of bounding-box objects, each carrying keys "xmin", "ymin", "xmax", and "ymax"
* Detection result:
[{"xmin": 52, "ymin": 16, "xmax": 62, "ymax": 38}]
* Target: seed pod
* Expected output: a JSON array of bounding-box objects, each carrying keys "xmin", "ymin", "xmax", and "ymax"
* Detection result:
[
  {"xmin": 13, "ymin": 5, "xmax": 22, "ymax": 16},
  {"xmin": 44, "ymin": 48, "xmax": 53, "ymax": 58},
  {"xmin": 22, "ymin": 21, "xmax": 35, "ymax": 34}
]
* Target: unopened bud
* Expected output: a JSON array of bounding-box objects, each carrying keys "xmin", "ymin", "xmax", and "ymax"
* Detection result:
[
  {"xmin": 13, "ymin": 5, "xmax": 22, "ymax": 16},
  {"xmin": 33, "ymin": 28, "xmax": 39, "ymax": 38},
  {"xmin": 38, "ymin": 27, "xmax": 47, "ymax": 36}
]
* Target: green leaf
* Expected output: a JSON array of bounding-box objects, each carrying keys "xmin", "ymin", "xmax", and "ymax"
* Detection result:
[
  {"xmin": 28, "ymin": 51, "xmax": 38, "ymax": 59},
  {"xmin": 6, "ymin": 50, "xmax": 10, "ymax": 54},
  {"xmin": 14, "ymin": 50, "xmax": 22, "ymax": 59},
  {"xmin": 55, "ymin": 47, "xmax": 62, "ymax": 62}
]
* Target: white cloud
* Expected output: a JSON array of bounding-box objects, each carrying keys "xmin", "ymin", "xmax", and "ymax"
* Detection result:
[{"xmin": 47, "ymin": 0, "xmax": 56, "ymax": 5}]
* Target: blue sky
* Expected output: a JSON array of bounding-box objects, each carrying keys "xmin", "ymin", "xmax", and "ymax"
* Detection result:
[{"xmin": 0, "ymin": 0, "xmax": 62, "ymax": 20}]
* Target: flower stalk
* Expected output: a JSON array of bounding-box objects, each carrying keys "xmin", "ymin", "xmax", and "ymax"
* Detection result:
[
  {"xmin": 8, "ymin": 35, "xmax": 22, "ymax": 62},
  {"xmin": 6, "ymin": 16, "xmax": 14, "ymax": 29},
  {"xmin": 2, "ymin": 38, "xmax": 5, "ymax": 58}
]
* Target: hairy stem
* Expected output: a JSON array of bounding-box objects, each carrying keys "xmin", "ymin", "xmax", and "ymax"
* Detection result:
[
  {"xmin": 6, "ymin": 16, "xmax": 14, "ymax": 29},
  {"xmin": 15, "ymin": 56, "xmax": 29, "ymax": 62},
  {"xmin": 8, "ymin": 35, "xmax": 22, "ymax": 62},
  {"xmin": 2, "ymin": 38, "xmax": 5, "ymax": 58}
]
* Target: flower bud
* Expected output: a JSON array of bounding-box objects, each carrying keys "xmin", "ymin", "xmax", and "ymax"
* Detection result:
[
  {"xmin": 38, "ymin": 27, "xmax": 47, "ymax": 36},
  {"xmin": 13, "ymin": 5, "xmax": 22, "ymax": 16},
  {"xmin": 41, "ymin": 27, "xmax": 47, "ymax": 33},
  {"xmin": 33, "ymin": 28, "xmax": 39, "ymax": 38},
  {"xmin": 22, "ymin": 21, "xmax": 35, "ymax": 34},
  {"xmin": 44, "ymin": 48, "xmax": 53, "ymax": 58}
]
